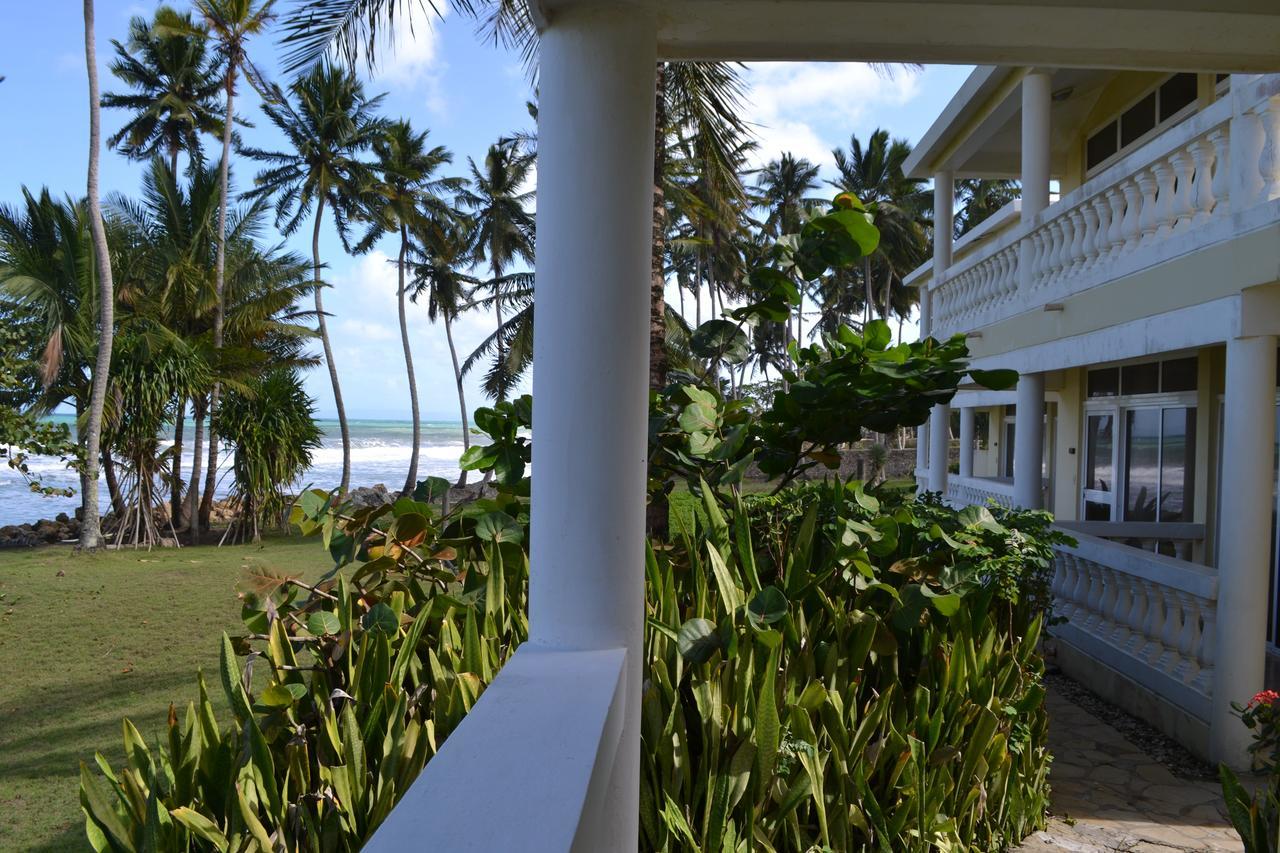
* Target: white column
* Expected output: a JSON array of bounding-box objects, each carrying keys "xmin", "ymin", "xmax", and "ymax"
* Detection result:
[
  {"xmin": 927, "ymin": 172, "xmax": 954, "ymax": 493},
  {"xmin": 929, "ymin": 404, "xmax": 951, "ymax": 494},
  {"xmin": 1211, "ymin": 334, "xmax": 1277, "ymax": 768},
  {"xmin": 933, "ymin": 170, "xmax": 954, "ymax": 274},
  {"xmin": 530, "ymin": 5, "xmax": 656, "ymax": 844},
  {"xmin": 916, "ymin": 422, "xmax": 929, "ymax": 476},
  {"xmin": 958, "ymin": 407, "xmax": 975, "ymax": 478},
  {"xmin": 1014, "ymin": 373, "xmax": 1045, "ymax": 508},
  {"xmin": 1021, "ymin": 70, "xmax": 1053, "ymax": 219}
]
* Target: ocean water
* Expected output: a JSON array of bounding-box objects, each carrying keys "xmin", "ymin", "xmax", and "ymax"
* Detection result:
[{"xmin": 0, "ymin": 415, "xmax": 469, "ymax": 527}]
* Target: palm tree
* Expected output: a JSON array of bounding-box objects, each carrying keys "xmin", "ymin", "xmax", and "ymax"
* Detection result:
[
  {"xmin": 955, "ymin": 178, "xmax": 1021, "ymax": 238},
  {"xmin": 829, "ymin": 129, "xmax": 930, "ymax": 327},
  {"xmin": 241, "ymin": 62, "xmax": 385, "ymax": 498},
  {"xmin": 359, "ymin": 121, "xmax": 460, "ymax": 494},
  {"xmin": 81, "ymin": 0, "xmax": 116, "ymax": 550},
  {"xmin": 104, "ymin": 8, "xmax": 226, "ymax": 524},
  {"xmin": 410, "ymin": 217, "xmax": 480, "ymax": 487},
  {"xmin": 650, "ymin": 62, "xmax": 752, "ymax": 391},
  {"xmin": 102, "ymin": 7, "xmax": 224, "ymax": 176},
  {"xmin": 457, "ymin": 142, "xmax": 534, "ymax": 403},
  {"xmin": 755, "ymin": 152, "xmax": 821, "ymax": 342},
  {"xmin": 167, "ymin": 0, "xmax": 275, "ymax": 531}
]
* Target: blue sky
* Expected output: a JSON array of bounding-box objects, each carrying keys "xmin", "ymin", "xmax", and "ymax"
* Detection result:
[{"xmin": 0, "ymin": 1, "xmax": 972, "ymax": 421}]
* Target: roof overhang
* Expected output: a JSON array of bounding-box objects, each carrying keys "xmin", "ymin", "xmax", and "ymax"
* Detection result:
[{"xmin": 535, "ymin": 1, "xmax": 1280, "ymax": 71}]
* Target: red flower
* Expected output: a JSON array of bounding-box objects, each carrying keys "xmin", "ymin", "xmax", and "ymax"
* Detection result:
[{"xmin": 1248, "ymin": 690, "xmax": 1280, "ymax": 709}]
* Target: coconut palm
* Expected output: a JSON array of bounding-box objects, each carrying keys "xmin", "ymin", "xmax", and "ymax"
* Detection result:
[
  {"xmin": 955, "ymin": 178, "xmax": 1021, "ymax": 238},
  {"xmin": 755, "ymin": 152, "xmax": 822, "ymax": 342},
  {"xmin": 81, "ymin": 0, "xmax": 117, "ymax": 549},
  {"xmin": 357, "ymin": 121, "xmax": 461, "ymax": 494},
  {"xmin": 241, "ymin": 62, "xmax": 386, "ymax": 498},
  {"xmin": 829, "ymin": 129, "xmax": 930, "ymax": 326},
  {"xmin": 165, "ymin": 0, "xmax": 275, "ymax": 531},
  {"xmin": 102, "ymin": 7, "xmax": 224, "ymax": 176},
  {"xmin": 409, "ymin": 216, "xmax": 480, "ymax": 487},
  {"xmin": 456, "ymin": 142, "xmax": 534, "ymax": 403}
]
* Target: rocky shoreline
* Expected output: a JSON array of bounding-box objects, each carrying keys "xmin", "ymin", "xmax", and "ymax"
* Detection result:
[{"xmin": 0, "ymin": 482, "xmax": 490, "ymax": 549}]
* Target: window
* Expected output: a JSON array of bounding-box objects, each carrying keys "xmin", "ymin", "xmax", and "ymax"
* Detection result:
[
  {"xmin": 1120, "ymin": 92, "xmax": 1157, "ymax": 147},
  {"xmin": 1159, "ymin": 74, "xmax": 1198, "ymax": 122},
  {"xmin": 1083, "ymin": 414, "xmax": 1114, "ymax": 521},
  {"xmin": 1002, "ymin": 421, "xmax": 1016, "ymax": 479},
  {"xmin": 1088, "ymin": 356, "xmax": 1198, "ymax": 398},
  {"xmin": 1121, "ymin": 406, "xmax": 1197, "ymax": 522},
  {"xmin": 1088, "ymin": 367, "xmax": 1120, "ymax": 398},
  {"xmin": 1121, "ymin": 362, "xmax": 1159, "ymax": 396},
  {"xmin": 1085, "ymin": 74, "xmax": 1200, "ymax": 173}
]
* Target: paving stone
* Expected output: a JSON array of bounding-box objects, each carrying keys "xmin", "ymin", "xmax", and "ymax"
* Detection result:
[{"xmin": 1015, "ymin": 686, "xmax": 1245, "ymax": 852}]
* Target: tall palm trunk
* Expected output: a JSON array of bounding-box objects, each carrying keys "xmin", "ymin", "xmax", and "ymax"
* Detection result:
[
  {"xmin": 171, "ymin": 396, "xmax": 185, "ymax": 524},
  {"xmin": 80, "ymin": 0, "xmax": 115, "ymax": 550},
  {"xmin": 397, "ymin": 225, "xmax": 420, "ymax": 495},
  {"xmin": 863, "ymin": 256, "xmax": 874, "ymax": 326},
  {"xmin": 186, "ymin": 397, "xmax": 204, "ymax": 544},
  {"xmin": 202, "ymin": 55, "xmax": 237, "ymax": 530},
  {"xmin": 492, "ymin": 252, "xmax": 506, "ymax": 403},
  {"xmin": 444, "ymin": 311, "xmax": 470, "ymax": 488},
  {"xmin": 649, "ymin": 61, "xmax": 669, "ymax": 393},
  {"xmin": 311, "ymin": 195, "xmax": 351, "ymax": 496},
  {"xmin": 102, "ymin": 447, "xmax": 126, "ymax": 517}
]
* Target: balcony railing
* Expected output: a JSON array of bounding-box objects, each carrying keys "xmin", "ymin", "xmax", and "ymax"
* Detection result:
[
  {"xmin": 1050, "ymin": 531, "xmax": 1217, "ymax": 721},
  {"xmin": 945, "ymin": 473, "xmax": 1016, "ymax": 508},
  {"xmin": 913, "ymin": 74, "xmax": 1280, "ymax": 339}
]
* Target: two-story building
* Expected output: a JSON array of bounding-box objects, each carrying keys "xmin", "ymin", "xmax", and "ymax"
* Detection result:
[{"xmin": 905, "ymin": 67, "xmax": 1280, "ymax": 766}]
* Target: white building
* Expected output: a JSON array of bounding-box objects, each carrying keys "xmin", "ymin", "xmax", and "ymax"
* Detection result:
[
  {"xmin": 906, "ymin": 67, "xmax": 1280, "ymax": 768},
  {"xmin": 363, "ymin": 3, "xmax": 1280, "ymax": 849}
]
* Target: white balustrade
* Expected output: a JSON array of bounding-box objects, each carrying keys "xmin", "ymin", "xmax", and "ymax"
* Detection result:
[
  {"xmin": 1051, "ymin": 531, "xmax": 1218, "ymax": 722},
  {"xmin": 941, "ymin": 474, "xmax": 1016, "ymax": 509},
  {"xmin": 922, "ymin": 78, "xmax": 1280, "ymax": 339}
]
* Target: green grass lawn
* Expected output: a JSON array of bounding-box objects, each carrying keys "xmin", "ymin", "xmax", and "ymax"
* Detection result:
[{"xmin": 0, "ymin": 535, "xmax": 325, "ymax": 851}]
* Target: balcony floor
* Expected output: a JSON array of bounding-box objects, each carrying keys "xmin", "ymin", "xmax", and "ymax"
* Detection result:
[{"xmin": 1019, "ymin": 684, "xmax": 1241, "ymax": 852}]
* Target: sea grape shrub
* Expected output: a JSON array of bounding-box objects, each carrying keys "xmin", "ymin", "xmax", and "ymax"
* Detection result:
[
  {"xmin": 649, "ymin": 319, "xmax": 1017, "ymax": 500},
  {"xmin": 643, "ymin": 479, "xmax": 1068, "ymax": 852}
]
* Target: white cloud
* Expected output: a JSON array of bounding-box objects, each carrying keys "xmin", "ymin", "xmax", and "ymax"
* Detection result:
[
  {"xmin": 339, "ymin": 318, "xmax": 396, "ymax": 341},
  {"xmin": 742, "ymin": 62, "xmax": 922, "ymax": 171},
  {"xmin": 361, "ymin": 1, "xmax": 450, "ymax": 115}
]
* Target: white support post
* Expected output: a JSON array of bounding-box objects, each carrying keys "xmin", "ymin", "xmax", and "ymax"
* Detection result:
[
  {"xmin": 1014, "ymin": 372, "xmax": 1045, "ymax": 509},
  {"xmin": 929, "ymin": 404, "xmax": 951, "ymax": 494},
  {"xmin": 530, "ymin": 5, "xmax": 657, "ymax": 845},
  {"xmin": 927, "ymin": 171, "xmax": 953, "ymax": 492},
  {"xmin": 1211, "ymin": 334, "xmax": 1277, "ymax": 768},
  {"xmin": 1021, "ymin": 70, "xmax": 1053, "ymax": 218},
  {"xmin": 958, "ymin": 407, "xmax": 975, "ymax": 479}
]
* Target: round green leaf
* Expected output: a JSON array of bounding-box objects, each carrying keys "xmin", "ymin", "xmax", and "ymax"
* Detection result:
[
  {"xmin": 475, "ymin": 511, "xmax": 523, "ymax": 544},
  {"xmin": 362, "ymin": 602, "xmax": 398, "ymax": 635},
  {"xmin": 677, "ymin": 618, "xmax": 721, "ymax": 664},
  {"xmin": 690, "ymin": 319, "xmax": 750, "ymax": 364},
  {"xmin": 746, "ymin": 586, "xmax": 788, "ymax": 631},
  {"xmin": 259, "ymin": 684, "xmax": 294, "ymax": 708},
  {"xmin": 307, "ymin": 611, "xmax": 341, "ymax": 636}
]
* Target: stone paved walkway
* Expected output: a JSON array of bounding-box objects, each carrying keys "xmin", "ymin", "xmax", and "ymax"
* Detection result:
[{"xmin": 1018, "ymin": 687, "xmax": 1243, "ymax": 852}]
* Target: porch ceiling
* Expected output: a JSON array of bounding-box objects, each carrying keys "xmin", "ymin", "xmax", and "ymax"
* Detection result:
[{"xmin": 536, "ymin": 0, "xmax": 1280, "ymax": 71}]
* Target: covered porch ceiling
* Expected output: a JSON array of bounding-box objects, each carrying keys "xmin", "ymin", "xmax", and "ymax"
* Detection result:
[
  {"xmin": 901, "ymin": 65, "xmax": 1116, "ymax": 179},
  {"xmin": 533, "ymin": 0, "xmax": 1280, "ymax": 70}
]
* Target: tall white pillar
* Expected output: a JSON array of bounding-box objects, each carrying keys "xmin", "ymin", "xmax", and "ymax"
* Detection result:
[
  {"xmin": 916, "ymin": 422, "xmax": 929, "ymax": 476},
  {"xmin": 1211, "ymin": 335, "xmax": 1277, "ymax": 767},
  {"xmin": 933, "ymin": 170, "xmax": 954, "ymax": 275},
  {"xmin": 530, "ymin": 5, "xmax": 656, "ymax": 843},
  {"xmin": 958, "ymin": 407, "xmax": 976, "ymax": 479},
  {"xmin": 1014, "ymin": 373, "xmax": 1045, "ymax": 508},
  {"xmin": 927, "ymin": 171, "xmax": 954, "ymax": 494},
  {"xmin": 929, "ymin": 404, "xmax": 951, "ymax": 494},
  {"xmin": 1021, "ymin": 70, "xmax": 1053, "ymax": 219}
]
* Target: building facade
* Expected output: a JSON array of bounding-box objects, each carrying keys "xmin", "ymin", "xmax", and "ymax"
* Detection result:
[{"xmin": 906, "ymin": 67, "xmax": 1280, "ymax": 766}]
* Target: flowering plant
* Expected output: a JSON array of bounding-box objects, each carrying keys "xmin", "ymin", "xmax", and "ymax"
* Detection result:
[
  {"xmin": 1222, "ymin": 690, "xmax": 1280, "ymax": 852},
  {"xmin": 1237, "ymin": 690, "xmax": 1280, "ymax": 774}
]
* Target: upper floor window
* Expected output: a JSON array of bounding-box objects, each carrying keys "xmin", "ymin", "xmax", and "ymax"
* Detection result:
[
  {"xmin": 1085, "ymin": 74, "xmax": 1200, "ymax": 174},
  {"xmin": 1087, "ymin": 356, "xmax": 1197, "ymax": 398}
]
